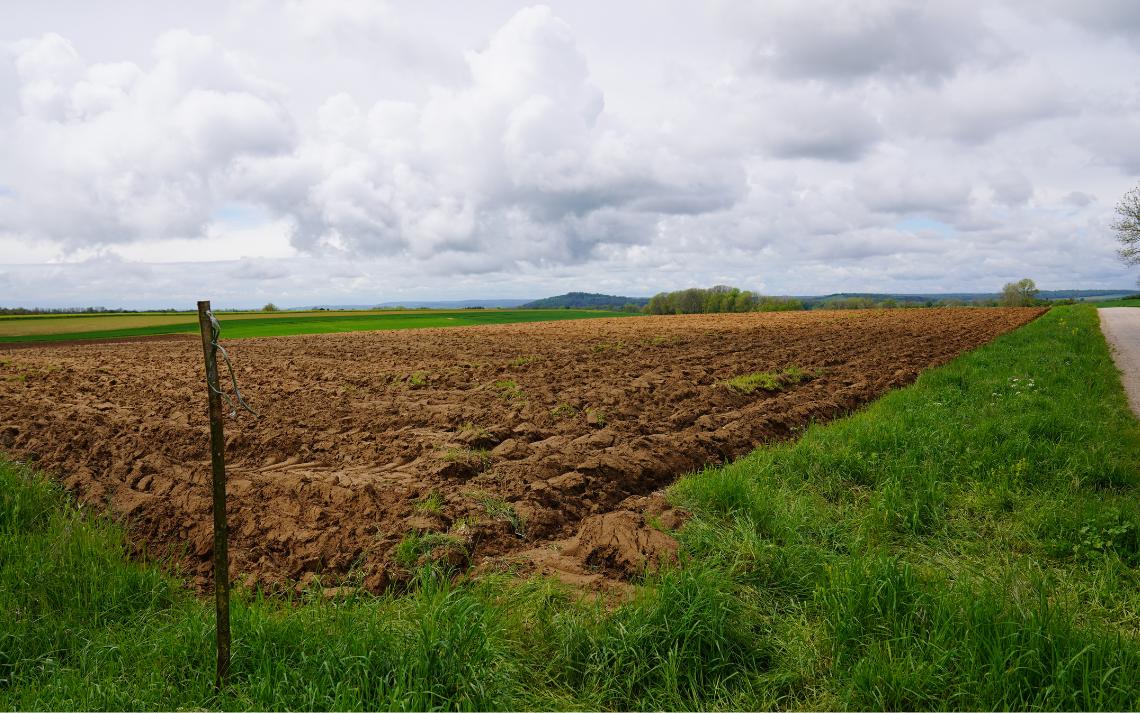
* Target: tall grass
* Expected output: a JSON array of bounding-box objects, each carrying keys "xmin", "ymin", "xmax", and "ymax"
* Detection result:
[
  {"xmin": 2, "ymin": 305, "xmax": 1139, "ymax": 710},
  {"xmin": 671, "ymin": 305, "xmax": 1140, "ymax": 708}
]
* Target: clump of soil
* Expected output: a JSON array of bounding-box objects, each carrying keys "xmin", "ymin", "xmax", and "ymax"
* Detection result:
[{"xmin": 0, "ymin": 308, "xmax": 1045, "ymax": 591}]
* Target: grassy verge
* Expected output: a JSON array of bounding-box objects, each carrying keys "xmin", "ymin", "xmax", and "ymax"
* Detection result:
[
  {"xmin": 0, "ymin": 309, "xmax": 632, "ymax": 343},
  {"xmin": 2, "ymin": 305, "xmax": 1139, "ymax": 710},
  {"xmin": 1091, "ymin": 296, "xmax": 1140, "ymax": 307}
]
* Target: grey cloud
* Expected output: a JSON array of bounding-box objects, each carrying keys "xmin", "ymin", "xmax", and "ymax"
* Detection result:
[
  {"xmin": 626, "ymin": 184, "xmax": 740, "ymax": 215},
  {"xmin": 226, "ymin": 257, "xmax": 291, "ymax": 281},
  {"xmin": 764, "ymin": 117, "xmax": 881, "ymax": 162},
  {"xmin": 883, "ymin": 60, "xmax": 1074, "ymax": 145},
  {"xmin": 1065, "ymin": 191, "xmax": 1096, "ymax": 208},
  {"xmin": 806, "ymin": 229, "xmax": 945, "ymax": 261},
  {"xmin": 856, "ymin": 172, "xmax": 972, "ymax": 217},
  {"xmin": 686, "ymin": 73, "xmax": 884, "ymax": 162},
  {"xmin": 726, "ymin": 0, "xmax": 994, "ymax": 82},
  {"xmin": 1025, "ymin": 0, "xmax": 1140, "ymax": 39},
  {"xmin": 1078, "ymin": 114, "xmax": 1140, "ymax": 174},
  {"xmin": 987, "ymin": 168, "xmax": 1034, "ymax": 206}
]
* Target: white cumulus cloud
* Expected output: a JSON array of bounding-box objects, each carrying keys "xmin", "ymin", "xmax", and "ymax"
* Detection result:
[{"xmin": 0, "ymin": 29, "xmax": 293, "ymax": 247}]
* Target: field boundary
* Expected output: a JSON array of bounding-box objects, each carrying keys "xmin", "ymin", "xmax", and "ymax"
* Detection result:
[{"xmin": 0, "ymin": 308, "xmax": 632, "ymax": 343}]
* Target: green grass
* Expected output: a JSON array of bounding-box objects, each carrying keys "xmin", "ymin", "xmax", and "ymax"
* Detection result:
[
  {"xmin": 671, "ymin": 305, "xmax": 1140, "ymax": 708},
  {"xmin": 0, "ymin": 309, "xmax": 632, "ymax": 343},
  {"xmin": 440, "ymin": 447, "xmax": 492, "ymax": 473},
  {"xmin": 2, "ymin": 305, "xmax": 1139, "ymax": 710},
  {"xmin": 492, "ymin": 379, "xmax": 524, "ymax": 401},
  {"xmin": 550, "ymin": 402, "xmax": 579, "ymax": 419},
  {"xmin": 467, "ymin": 491, "xmax": 527, "ymax": 538},
  {"xmin": 720, "ymin": 366, "xmax": 809, "ymax": 394},
  {"xmin": 507, "ymin": 355, "xmax": 541, "ymax": 368},
  {"xmin": 412, "ymin": 490, "xmax": 444, "ymax": 515},
  {"xmin": 393, "ymin": 533, "xmax": 467, "ymax": 571},
  {"xmin": 1095, "ymin": 298, "xmax": 1140, "ymax": 307}
]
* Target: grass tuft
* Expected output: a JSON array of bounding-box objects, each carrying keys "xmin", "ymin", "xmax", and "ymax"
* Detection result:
[
  {"xmin": 440, "ymin": 447, "xmax": 492, "ymax": 473},
  {"xmin": 493, "ymin": 379, "xmax": 524, "ymax": 401},
  {"xmin": 720, "ymin": 366, "xmax": 810, "ymax": 394},
  {"xmin": 393, "ymin": 533, "xmax": 467, "ymax": 571},
  {"xmin": 467, "ymin": 491, "xmax": 526, "ymax": 538},
  {"xmin": 550, "ymin": 402, "xmax": 579, "ymax": 419},
  {"xmin": 412, "ymin": 489, "xmax": 444, "ymax": 514}
]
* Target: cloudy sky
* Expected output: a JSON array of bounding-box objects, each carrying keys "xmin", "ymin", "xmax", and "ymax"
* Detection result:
[{"xmin": 2, "ymin": 1, "xmax": 1139, "ymax": 308}]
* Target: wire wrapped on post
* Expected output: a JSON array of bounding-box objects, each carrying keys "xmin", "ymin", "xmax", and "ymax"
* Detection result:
[{"xmin": 206, "ymin": 310, "xmax": 259, "ymax": 418}]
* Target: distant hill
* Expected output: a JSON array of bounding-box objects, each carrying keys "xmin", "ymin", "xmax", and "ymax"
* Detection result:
[
  {"xmin": 798, "ymin": 289, "xmax": 1137, "ymax": 306},
  {"xmin": 521, "ymin": 292, "xmax": 649, "ymax": 310},
  {"xmin": 1037, "ymin": 289, "xmax": 1138, "ymax": 301}
]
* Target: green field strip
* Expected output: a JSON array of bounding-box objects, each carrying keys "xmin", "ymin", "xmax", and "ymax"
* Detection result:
[
  {"xmin": 0, "ymin": 309, "xmax": 632, "ymax": 342},
  {"xmin": 1094, "ymin": 298, "xmax": 1140, "ymax": 307}
]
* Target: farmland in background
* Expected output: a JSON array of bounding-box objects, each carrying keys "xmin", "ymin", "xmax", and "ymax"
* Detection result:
[
  {"xmin": 0, "ymin": 308, "xmax": 631, "ymax": 343},
  {"xmin": 1095, "ymin": 295, "xmax": 1140, "ymax": 307}
]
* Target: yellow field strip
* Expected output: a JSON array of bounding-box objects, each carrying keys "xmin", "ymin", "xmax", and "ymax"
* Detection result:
[{"xmin": 0, "ymin": 310, "xmax": 503, "ymax": 337}]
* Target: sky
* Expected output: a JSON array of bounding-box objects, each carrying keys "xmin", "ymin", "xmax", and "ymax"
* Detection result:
[{"xmin": 1, "ymin": 1, "xmax": 1139, "ymax": 308}]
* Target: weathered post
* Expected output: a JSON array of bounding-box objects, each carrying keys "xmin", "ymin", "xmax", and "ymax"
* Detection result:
[{"xmin": 196, "ymin": 300, "xmax": 231, "ymax": 691}]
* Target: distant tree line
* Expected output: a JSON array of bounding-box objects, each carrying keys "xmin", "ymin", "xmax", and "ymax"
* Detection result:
[
  {"xmin": 813, "ymin": 296, "xmax": 996, "ymax": 309},
  {"xmin": 0, "ymin": 306, "xmax": 183, "ymax": 315},
  {"xmin": 642, "ymin": 280, "xmax": 1051, "ymax": 315},
  {"xmin": 643, "ymin": 286, "xmax": 804, "ymax": 314}
]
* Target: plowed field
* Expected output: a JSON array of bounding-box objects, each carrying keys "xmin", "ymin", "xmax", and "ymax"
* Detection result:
[{"xmin": 0, "ymin": 308, "xmax": 1044, "ymax": 591}]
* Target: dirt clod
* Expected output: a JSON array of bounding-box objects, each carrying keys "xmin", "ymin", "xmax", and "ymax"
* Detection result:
[{"xmin": 567, "ymin": 510, "xmax": 680, "ymax": 578}]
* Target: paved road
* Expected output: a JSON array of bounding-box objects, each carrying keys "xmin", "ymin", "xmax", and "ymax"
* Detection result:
[{"xmin": 1099, "ymin": 307, "xmax": 1140, "ymax": 416}]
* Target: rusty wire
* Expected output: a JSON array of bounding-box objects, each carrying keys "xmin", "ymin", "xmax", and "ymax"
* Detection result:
[{"xmin": 206, "ymin": 310, "xmax": 259, "ymax": 418}]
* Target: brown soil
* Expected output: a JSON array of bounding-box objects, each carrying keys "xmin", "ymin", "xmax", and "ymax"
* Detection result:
[
  {"xmin": 0, "ymin": 308, "xmax": 1044, "ymax": 591},
  {"xmin": 0, "ymin": 334, "xmax": 197, "ymax": 351}
]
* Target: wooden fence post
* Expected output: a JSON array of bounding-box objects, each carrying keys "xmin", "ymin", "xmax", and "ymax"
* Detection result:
[{"xmin": 197, "ymin": 300, "xmax": 231, "ymax": 691}]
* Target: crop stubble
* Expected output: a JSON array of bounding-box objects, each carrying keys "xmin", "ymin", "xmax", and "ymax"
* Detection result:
[{"xmin": 0, "ymin": 308, "xmax": 1044, "ymax": 590}]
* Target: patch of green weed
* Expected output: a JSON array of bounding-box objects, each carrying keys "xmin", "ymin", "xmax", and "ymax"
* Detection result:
[
  {"xmin": 393, "ymin": 532, "xmax": 466, "ymax": 570},
  {"xmin": 458, "ymin": 422, "xmax": 491, "ymax": 441},
  {"xmin": 413, "ymin": 490, "xmax": 444, "ymax": 515},
  {"xmin": 550, "ymin": 402, "xmax": 579, "ymax": 419},
  {"xmin": 493, "ymin": 379, "xmax": 524, "ymax": 401},
  {"xmin": 440, "ymin": 447, "xmax": 491, "ymax": 473},
  {"xmin": 468, "ymin": 491, "xmax": 526, "ymax": 538},
  {"xmin": 720, "ymin": 366, "xmax": 810, "ymax": 394},
  {"xmin": 591, "ymin": 340, "xmax": 626, "ymax": 353}
]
